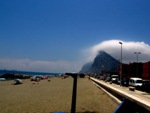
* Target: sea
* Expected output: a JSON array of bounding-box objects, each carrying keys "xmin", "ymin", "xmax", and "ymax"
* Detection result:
[{"xmin": 0, "ymin": 69, "xmax": 63, "ymax": 77}]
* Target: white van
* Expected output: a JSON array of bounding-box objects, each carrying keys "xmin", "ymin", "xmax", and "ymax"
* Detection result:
[
  {"xmin": 129, "ymin": 77, "xmax": 142, "ymax": 87},
  {"xmin": 111, "ymin": 75, "xmax": 118, "ymax": 83}
]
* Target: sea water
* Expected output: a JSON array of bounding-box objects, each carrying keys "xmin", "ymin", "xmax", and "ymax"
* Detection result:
[{"xmin": 0, "ymin": 69, "xmax": 62, "ymax": 77}]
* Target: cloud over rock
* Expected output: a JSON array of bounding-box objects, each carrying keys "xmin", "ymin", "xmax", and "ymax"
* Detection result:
[{"xmin": 84, "ymin": 40, "xmax": 150, "ymax": 63}]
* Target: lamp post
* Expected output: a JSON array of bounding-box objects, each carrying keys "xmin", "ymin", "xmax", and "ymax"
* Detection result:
[
  {"xmin": 119, "ymin": 42, "xmax": 122, "ymax": 86},
  {"xmin": 134, "ymin": 52, "xmax": 141, "ymax": 77}
]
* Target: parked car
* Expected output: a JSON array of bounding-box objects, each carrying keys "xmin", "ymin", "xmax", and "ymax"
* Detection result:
[
  {"xmin": 122, "ymin": 78, "xmax": 129, "ymax": 87},
  {"xmin": 100, "ymin": 76, "xmax": 104, "ymax": 80},
  {"xmin": 129, "ymin": 77, "xmax": 143, "ymax": 89},
  {"xmin": 105, "ymin": 76, "xmax": 111, "ymax": 82},
  {"xmin": 117, "ymin": 78, "xmax": 130, "ymax": 86},
  {"xmin": 141, "ymin": 80, "xmax": 150, "ymax": 92},
  {"xmin": 111, "ymin": 75, "xmax": 119, "ymax": 83}
]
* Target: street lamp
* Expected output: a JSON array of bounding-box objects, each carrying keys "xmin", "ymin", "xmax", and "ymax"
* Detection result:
[
  {"xmin": 134, "ymin": 52, "xmax": 141, "ymax": 77},
  {"xmin": 119, "ymin": 42, "xmax": 123, "ymax": 86}
]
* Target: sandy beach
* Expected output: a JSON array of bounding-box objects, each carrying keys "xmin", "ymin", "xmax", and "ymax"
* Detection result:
[{"xmin": 0, "ymin": 76, "xmax": 118, "ymax": 113}]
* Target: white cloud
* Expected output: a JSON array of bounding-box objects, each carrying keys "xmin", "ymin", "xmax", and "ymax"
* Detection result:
[
  {"xmin": 83, "ymin": 39, "xmax": 150, "ymax": 63},
  {"xmin": 0, "ymin": 58, "xmax": 83, "ymax": 73},
  {"xmin": 1, "ymin": 40, "xmax": 150, "ymax": 73}
]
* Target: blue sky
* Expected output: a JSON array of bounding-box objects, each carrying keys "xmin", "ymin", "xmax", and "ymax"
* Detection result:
[{"xmin": 0, "ymin": 0, "xmax": 150, "ymax": 73}]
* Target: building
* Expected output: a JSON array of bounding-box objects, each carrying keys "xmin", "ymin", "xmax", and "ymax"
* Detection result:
[
  {"xmin": 118, "ymin": 62, "xmax": 149, "ymax": 80},
  {"xmin": 143, "ymin": 62, "xmax": 150, "ymax": 80}
]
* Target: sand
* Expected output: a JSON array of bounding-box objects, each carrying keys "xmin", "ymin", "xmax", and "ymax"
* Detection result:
[{"xmin": 0, "ymin": 76, "xmax": 118, "ymax": 113}]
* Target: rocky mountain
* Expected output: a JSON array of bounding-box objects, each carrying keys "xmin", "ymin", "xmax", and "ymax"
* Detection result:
[
  {"xmin": 80, "ymin": 51, "xmax": 120, "ymax": 74},
  {"xmin": 79, "ymin": 62, "xmax": 93, "ymax": 73}
]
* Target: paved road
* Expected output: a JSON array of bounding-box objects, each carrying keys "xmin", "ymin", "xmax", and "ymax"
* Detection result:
[{"xmin": 90, "ymin": 77, "xmax": 150, "ymax": 111}]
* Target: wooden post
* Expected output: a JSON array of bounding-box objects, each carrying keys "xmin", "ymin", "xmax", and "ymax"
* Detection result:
[
  {"xmin": 71, "ymin": 74, "xmax": 77, "ymax": 113},
  {"xmin": 64, "ymin": 73, "xmax": 78, "ymax": 113}
]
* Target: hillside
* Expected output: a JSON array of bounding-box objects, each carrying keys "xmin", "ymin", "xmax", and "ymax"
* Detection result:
[{"xmin": 80, "ymin": 51, "xmax": 120, "ymax": 74}]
